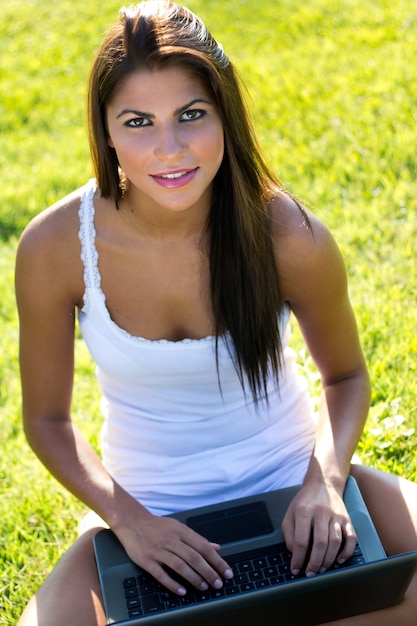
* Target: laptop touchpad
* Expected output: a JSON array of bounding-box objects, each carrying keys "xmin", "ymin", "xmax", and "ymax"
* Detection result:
[{"xmin": 186, "ymin": 501, "xmax": 274, "ymax": 544}]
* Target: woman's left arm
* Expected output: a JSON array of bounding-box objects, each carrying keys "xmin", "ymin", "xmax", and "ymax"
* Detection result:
[{"xmin": 272, "ymin": 196, "xmax": 371, "ymax": 577}]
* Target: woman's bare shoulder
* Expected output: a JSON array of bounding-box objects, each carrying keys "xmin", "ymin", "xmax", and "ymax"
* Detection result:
[
  {"xmin": 269, "ymin": 192, "xmax": 346, "ymax": 302},
  {"xmin": 15, "ymin": 185, "xmax": 88, "ymax": 306},
  {"xmin": 269, "ymin": 192, "xmax": 324, "ymax": 256},
  {"xmin": 18, "ymin": 186, "xmax": 86, "ymax": 251}
]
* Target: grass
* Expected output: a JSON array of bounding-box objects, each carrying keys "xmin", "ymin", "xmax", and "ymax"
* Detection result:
[{"xmin": 1, "ymin": 0, "xmax": 417, "ymax": 621}]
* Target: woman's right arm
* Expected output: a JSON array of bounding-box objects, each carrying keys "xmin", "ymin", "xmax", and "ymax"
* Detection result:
[
  {"xmin": 15, "ymin": 202, "xmax": 232, "ymax": 595},
  {"xmin": 15, "ymin": 201, "xmax": 119, "ymax": 522}
]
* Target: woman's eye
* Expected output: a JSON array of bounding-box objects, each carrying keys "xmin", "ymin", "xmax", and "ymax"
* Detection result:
[
  {"xmin": 180, "ymin": 109, "xmax": 205, "ymax": 122},
  {"xmin": 125, "ymin": 117, "xmax": 151, "ymax": 128}
]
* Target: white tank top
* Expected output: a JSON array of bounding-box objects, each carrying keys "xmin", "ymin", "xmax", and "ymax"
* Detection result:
[{"xmin": 77, "ymin": 179, "xmax": 316, "ymax": 515}]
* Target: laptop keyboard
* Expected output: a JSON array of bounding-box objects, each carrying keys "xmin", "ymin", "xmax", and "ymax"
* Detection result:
[{"xmin": 122, "ymin": 542, "xmax": 365, "ymax": 619}]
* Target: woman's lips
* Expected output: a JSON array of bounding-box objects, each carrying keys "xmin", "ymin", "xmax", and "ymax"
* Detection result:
[{"xmin": 151, "ymin": 168, "xmax": 198, "ymax": 188}]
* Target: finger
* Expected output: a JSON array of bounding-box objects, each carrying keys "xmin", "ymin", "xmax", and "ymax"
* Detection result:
[
  {"xmin": 170, "ymin": 550, "xmax": 221, "ymax": 591},
  {"xmin": 183, "ymin": 530, "xmax": 234, "ymax": 581},
  {"xmin": 315, "ymin": 520, "xmax": 343, "ymax": 573},
  {"xmin": 153, "ymin": 539, "xmax": 232, "ymax": 594},
  {"xmin": 304, "ymin": 518, "xmax": 331, "ymax": 577},
  {"xmin": 288, "ymin": 516, "xmax": 313, "ymax": 575},
  {"xmin": 306, "ymin": 518, "xmax": 356, "ymax": 575},
  {"xmin": 281, "ymin": 512, "xmax": 295, "ymax": 553},
  {"xmin": 146, "ymin": 551, "xmax": 216, "ymax": 596},
  {"xmin": 181, "ymin": 540, "xmax": 234, "ymax": 588},
  {"xmin": 336, "ymin": 521, "xmax": 358, "ymax": 564},
  {"xmin": 146, "ymin": 560, "xmax": 189, "ymax": 596}
]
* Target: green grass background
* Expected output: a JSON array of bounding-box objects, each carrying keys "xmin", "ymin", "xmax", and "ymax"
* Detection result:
[{"xmin": 1, "ymin": 0, "xmax": 416, "ymax": 621}]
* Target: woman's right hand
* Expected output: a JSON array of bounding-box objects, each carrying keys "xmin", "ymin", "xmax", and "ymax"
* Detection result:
[{"xmin": 114, "ymin": 512, "xmax": 234, "ymax": 596}]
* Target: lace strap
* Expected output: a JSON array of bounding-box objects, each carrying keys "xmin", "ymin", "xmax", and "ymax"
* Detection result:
[{"xmin": 78, "ymin": 179, "xmax": 101, "ymax": 292}]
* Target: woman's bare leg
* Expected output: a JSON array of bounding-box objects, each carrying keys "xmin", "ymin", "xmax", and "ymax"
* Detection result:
[
  {"xmin": 17, "ymin": 527, "xmax": 107, "ymax": 626},
  {"xmin": 321, "ymin": 464, "xmax": 417, "ymax": 625}
]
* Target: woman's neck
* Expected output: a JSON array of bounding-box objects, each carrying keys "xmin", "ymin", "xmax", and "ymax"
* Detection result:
[{"xmin": 118, "ymin": 186, "xmax": 211, "ymax": 242}]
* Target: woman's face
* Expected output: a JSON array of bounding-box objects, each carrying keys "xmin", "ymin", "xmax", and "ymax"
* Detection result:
[{"xmin": 106, "ymin": 65, "xmax": 224, "ymax": 218}]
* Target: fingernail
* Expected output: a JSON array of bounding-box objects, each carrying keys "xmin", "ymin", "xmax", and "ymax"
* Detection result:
[
  {"xmin": 177, "ymin": 587, "xmax": 187, "ymax": 595},
  {"xmin": 224, "ymin": 568, "xmax": 234, "ymax": 579},
  {"xmin": 213, "ymin": 578, "xmax": 223, "ymax": 589},
  {"xmin": 200, "ymin": 581, "xmax": 209, "ymax": 591},
  {"xmin": 306, "ymin": 571, "xmax": 316, "ymax": 578},
  {"xmin": 337, "ymin": 558, "xmax": 345, "ymax": 565},
  {"xmin": 291, "ymin": 569, "xmax": 300, "ymax": 576},
  {"xmin": 319, "ymin": 567, "xmax": 326, "ymax": 573}
]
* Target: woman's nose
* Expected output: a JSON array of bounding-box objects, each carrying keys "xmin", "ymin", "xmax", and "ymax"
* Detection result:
[{"xmin": 154, "ymin": 125, "xmax": 186, "ymax": 161}]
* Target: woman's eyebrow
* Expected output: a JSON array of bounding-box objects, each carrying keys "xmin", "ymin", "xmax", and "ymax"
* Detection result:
[
  {"xmin": 115, "ymin": 98, "xmax": 212, "ymax": 120},
  {"xmin": 173, "ymin": 98, "xmax": 212, "ymax": 115},
  {"xmin": 116, "ymin": 108, "xmax": 152, "ymax": 120}
]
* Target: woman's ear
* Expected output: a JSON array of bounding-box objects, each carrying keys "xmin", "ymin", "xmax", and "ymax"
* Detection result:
[{"xmin": 108, "ymin": 135, "xmax": 115, "ymax": 148}]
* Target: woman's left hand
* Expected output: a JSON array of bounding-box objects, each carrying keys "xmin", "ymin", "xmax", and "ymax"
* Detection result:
[{"xmin": 281, "ymin": 480, "xmax": 358, "ymax": 577}]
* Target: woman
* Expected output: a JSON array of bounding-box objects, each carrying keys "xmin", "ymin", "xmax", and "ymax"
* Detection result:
[{"xmin": 15, "ymin": 1, "xmax": 417, "ymax": 624}]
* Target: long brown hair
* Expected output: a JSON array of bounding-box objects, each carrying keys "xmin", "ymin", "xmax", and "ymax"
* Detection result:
[{"xmin": 87, "ymin": 0, "xmax": 295, "ymax": 403}]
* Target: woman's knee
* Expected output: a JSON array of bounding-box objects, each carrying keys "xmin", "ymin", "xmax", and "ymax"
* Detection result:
[{"xmin": 18, "ymin": 528, "xmax": 107, "ymax": 626}]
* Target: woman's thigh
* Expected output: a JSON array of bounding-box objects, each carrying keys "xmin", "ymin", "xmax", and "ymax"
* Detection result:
[
  {"xmin": 18, "ymin": 527, "xmax": 107, "ymax": 626},
  {"xmin": 350, "ymin": 464, "xmax": 417, "ymax": 555}
]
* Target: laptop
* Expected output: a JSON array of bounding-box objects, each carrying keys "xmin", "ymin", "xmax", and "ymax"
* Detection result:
[{"xmin": 93, "ymin": 476, "xmax": 417, "ymax": 625}]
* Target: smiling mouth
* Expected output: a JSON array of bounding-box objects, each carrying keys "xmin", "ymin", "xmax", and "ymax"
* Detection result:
[
  {"xmin": 151, "ymin": 168, "xmax": 198, "ymax": 187},
  {"xmin": 159, "ymin": 171, "xmax": 189, "ymax": 179},
  {"xmin": 155, "ymin": 169, "xmax": 194, "ymax": 179}
]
